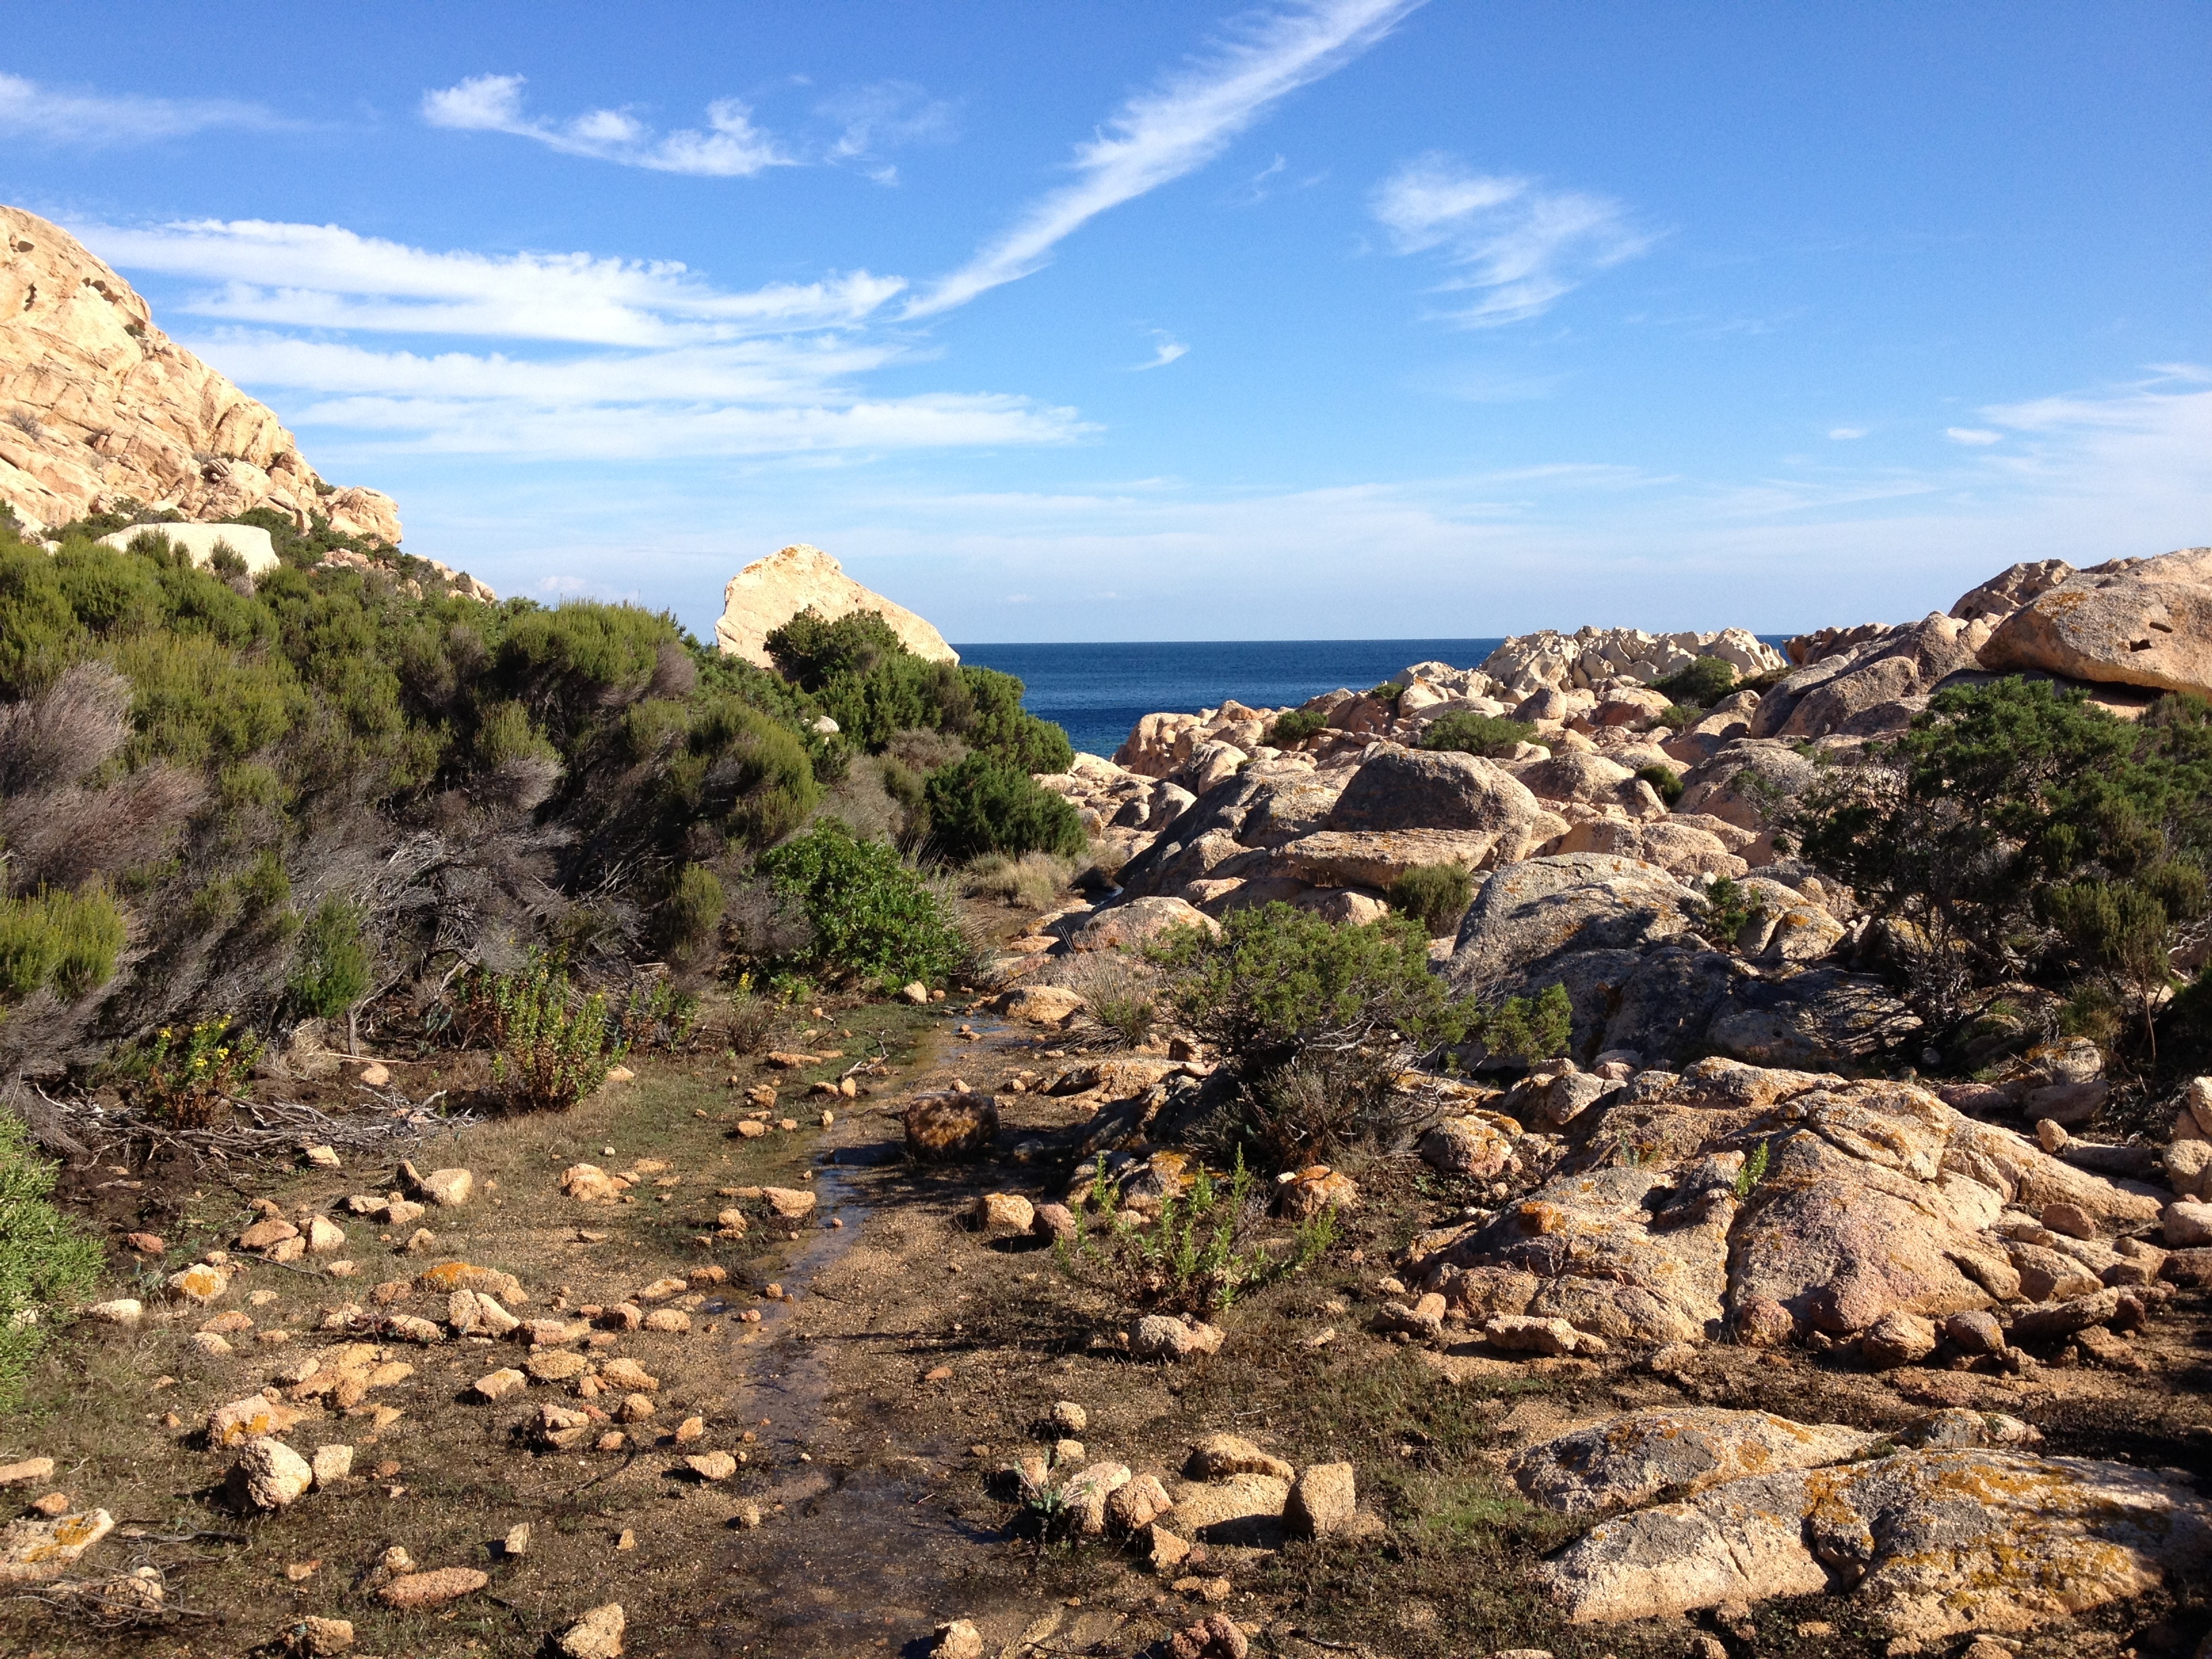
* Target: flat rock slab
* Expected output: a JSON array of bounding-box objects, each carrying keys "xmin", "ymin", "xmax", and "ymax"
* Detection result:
[
  {"xmin": 1169, "ymin": 1473, "xmax": 1289, "ymax": 1549},
  {"xmin": 1509, "ymin": 1407, "xmax": 1881, "ymax": 1517},
  {"xmin": 1538, "ymin": 1448, "xmax": 2212, "ymax": 1639}
]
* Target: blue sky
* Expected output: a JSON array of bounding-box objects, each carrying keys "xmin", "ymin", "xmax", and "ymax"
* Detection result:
[{"xmin": 4, "ymin": 1, "xmax": 2207, "ymax": 642}]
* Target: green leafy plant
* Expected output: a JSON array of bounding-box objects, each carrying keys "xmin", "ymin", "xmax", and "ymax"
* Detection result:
[
  {"xmin": 1693, "ymin": 877, "xmax": 1760, "ymax": 948},
  {"xmin": 0, "ymin": 885, "xmax": 125, "ymax": 1006},
  {"xmin": 1266, "ymin": 708, "xmax": 1328, "ymax": 747},
  {"xmin": 288, "ymin": 896, "xmax": 371, "ymax": 1018},
  {"xmin": 756, "ymin": 821, "xmax": 966, "ymax": 989},
  {"xmin": 1733, "ymin": 1138, "xmax": 1771, "ymax": 1198},
  {"xmin": 1153, "ymin": 903, "xmax": 1472, "ymax": 1164},
  {"xmin": 656, "ymin": 863, "xmax": 726, "ymax": 962},
  {"xmin": 464, "ymin": 961, "xmax": 628, "ymax": 1110},
  {"xmin": 1061, "ymin": 1149, "xmax": 1274, "ymax": 1313},
  {"xmin": 1652, "ymin": 657, "xmax": 1738, "ymax": 708},
  {"xmin": 1469, "ymin": 982, "xmax": 1573, "ymax": 1065},
  {"xmin": 1387, "ymin": 863, "xmax": 1476, "ymax": 938},
  {"xmin": 1420, "ymin": 712, "xmax": 1535, "ymax": 759},
  {"xmin": 619, "ymin": 977, "xmax": 701, "ymax": 1052},
  {"xmin": 924, "ymin": 753, "xmax": 1087, "ymax": 863},
  {"xmin": 140, "ymin": 1015, "xmax": 263, "ymax": 1128},
  {"xmin": 0, "ymin": 1113, "xmax": 102, "ymax": 1408},
  {"xmin": 1636, "ymin": 763, "xmax": 1685, "ymax": 807}
]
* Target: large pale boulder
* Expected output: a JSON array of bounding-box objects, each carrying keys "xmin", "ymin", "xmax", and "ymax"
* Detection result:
[
  {"xmin": 0, "ymin": 207, "xmax": 399, "ymax": 541},
  {"xmin": 1328, "ymin": 747, "xmax": 1545, "ymax": 838},
  {"xmin": 1509, "ymin": 1408, "xmax": 1880, "ymax": 1517},
  {"xmin": 713, "ymin": 543, "xmax": 956, "ymax": 669},
  {"xmin": 1950, "ymin": 559, "xmax": 2076, "ymax": 623},
  {"xmin": 1538, "ymin": 1448, "xmax": 2212, "ymax": 1637},
  {"xmin": 1979, "ymin": 548, "xmax": 2212, "ymax": 699},
  {"xmin": 96, "ymin": 522, "xmax": 279, "ymax": 577}
]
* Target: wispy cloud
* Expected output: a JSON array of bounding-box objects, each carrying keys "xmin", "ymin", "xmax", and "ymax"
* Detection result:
[
  {"xmin": 1370, "ymin": 152, "xmax": 1648, "ymax": 326},
  {"xmin": 0, "ymin": 70, "xmax": 276, "ymax": 145},
  {"xmin": 818, "ymin": 81, "xmax": 956, "ymax": 184},
  {"xmin": 1945, "ymin": 426, "xmax": 2001, "ymax": 445},
  {"xmin": 1130, "ymin": 330, "xmax": 1188, "ymax": 371},
  {"xmin": 81, "ymin": 218, "xmax": 1086, "ymax": 461},
  {"xmin": 1828, "ymin": 427, "xmax": 1866, "ymax": 440},
  {"xmin": 422, "ymin": 74, "xmax": 790, "ymax": 177},
  {"xmin": 908, "ymin": 0, "xmax": 1423, "ymax": 316},
  {"xmin": 82, "ymin": 218, "xmax": 900, "ymax": 346}
]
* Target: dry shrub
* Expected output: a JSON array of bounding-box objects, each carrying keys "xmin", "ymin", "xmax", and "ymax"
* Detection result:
[
  {"xmin": 0, "ymin": 764, "xmax": 205, "ymax": 890},
  {"xmin": 0, "ymin": 661, "xmax": 131, "ymax": 794},
  {"xmin": 964, "ymin": 850, "xmax": 1076, "ymax": 912}
]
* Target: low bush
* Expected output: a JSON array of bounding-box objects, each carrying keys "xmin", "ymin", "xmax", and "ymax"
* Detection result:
[
  {"xmin": 0, "ymin": 885, "xmax": 125, "ymax": 1003},
  {"xmin": 964, "ymin": 849, "xmax": 1076, "ymax": 911},
  {"xmin": 1636, "ymin": 762, "xmax": 1685, "ymax": 806},
  {"xmin": 1057, "ymin": 1150, "xmax": 1271, "ymax": 1315},
  {"xmin": 1267, "ymin": 708, "xmax": 1328, "ymax": 746},
  {"xmin": 288, "ymin": 897, "xmax": 371, "ymax": 1018},
  {"xmin": 140, "ymin": 1015, "xmax": 262, "ymax": 1128},
  {"xmin": 656, "ymin": 864, "xmax": 726, "ymax": 962},
  {"xmin": 924, "ymin": 754, "xmax": 1086, "ymax": 864},
  {"xmin": 1469, "ymin": 982, "xmax": 1573, "ymax": 1065},
  {"xmin": 756, "ymin": 821, "xmax": 967, "ymax": 990},
  {"xmin": 464, "ymin": 961, "xmax": 628, "ymax": 1110},
  {"xmin": 1387, "ymin": 863, "xmax": 1475, "ymax": 938},
  {"xmin": 1420, "ymin": 712, "xmax": 1534, "ymax": 759},
  {"xmin": 0, "ymin": 1111, "xmax": 102, "ymax": 1408},
  {"xmin": 1652, "ymin": 657, "xmax": 1738, "ymax": 708},
  {"xmin": 1153, "ymin": 903, "xmax": 1472, "ymax": 1165}
]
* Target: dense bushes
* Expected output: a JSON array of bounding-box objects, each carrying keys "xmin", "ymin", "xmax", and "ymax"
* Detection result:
[
  {"xmin": 1266, "ymin": 708, "xmax": 1328, "ymax": 746},
  {"xmin": 0, "ymin": 886, "xmax": 125, "ymax": 1004},
  {"xmin": 1636, "ymin": 762, "xmax": 1685, "ymax": 806},
  {"xmin": 1793, "ymin": 678, "xmax": 2212, "ymax": 1067},
  {"xmin": 1387, "ymin": 863, "xmax": 1475, "ymax": 938},
  {"xmin": 287, "ymin": 897, "xmax": 371, "ymax": 1018},
  {"xmin": 756, "ymin": 821, "xmax": 967, "ymax": 990},
  {"xmin": 923, "ymin": 754, "xmax": 1086, "ymax": 863},
  {"xmin": 1420, "ymin": 712, "xmax": 1534, "ymax": 758},
  {"xmin": 1153, "ymin": 903, "xmax": 1471, "ymax": 1165},
  {"xmin": 1652, "ymin": 657, "xmax": 1738, "ymax": 708}
]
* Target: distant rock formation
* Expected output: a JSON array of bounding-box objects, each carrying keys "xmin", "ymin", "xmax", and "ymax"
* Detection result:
[
  {"xmin": 0, "ymin": 205, "xmax": 401, "ymax": 543},
  {"xmin": 713, "ymin": 542, "xmax": 957, "ymax": 669}
]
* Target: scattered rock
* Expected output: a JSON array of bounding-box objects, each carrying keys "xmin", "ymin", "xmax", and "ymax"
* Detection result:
[
  {"xmin": 561, "ymin": 1165, "xmax": 621, "ymax": 1202},
  {"xmin": 558, "ymin": 1604, "xmax": 628, "ymax": 1659},
  {"xmin": 166, "ymin": 1263, "xmax": 229, "ymax": 1303},
  {"xmin": 1048, "ymin": 1400, "xmax": 1088, "ymax": 1434},
  {"xmin": 1860, "ymin": 1310, "xmax": 1940, "ymax": 1369},
  {"xmin": 904, "ymin": 1094, "xmax": 1000, "ymax": 1161},
  {"xmin": 1129, "ymin": 1314, "xmax": 1224, "ymax": 1363},
  {"xmin": 227, "ymin": 1437, "xmax": 313, "ymax": 1510},
  {"xmin": 288, "ymin": 1615, "xmax": 354, "ymax": 1655},
  {"xmin": 1509, "ymin": 1408, "xmax": 1881, "ymax": 1517},
  {"xmin": 1060, "ymin": 1461, "xmax": 1133, "ymax": 1534},
  {"xmin": 82, "ymin": 1298, "xmax": 142, "ymax": 1325},
  {"xmin": 310, "ymin": 1444, "xmax": 353, "ymax": 1486},
  {"xmin": 1169, "ymin": 1612, "xmax": 1250, "ymax": 1659},
  {"xmin": 1185, "ymin": 1433, "xmax": 1293, "ymax": 1481},
  {"xmin": 0, "ymin": 1459, "xmax": 56, "ymax": 1486},
  {"xmin": 1285, "ymin": 1461, "xmax": 1357, "ymax": 1538},
  {"xmin": 994, "ymin": 985, "xmax": 1085, "ymax": 1025},
  {"xmin": 208, "ymin": 1394, "xmax": 302, "ymax": 1447},
  {"xmin": 376, "ymin": 1565, "xmax": 489, "ymax": 1610},
  {"xmin": 970, "ymin": 1192, "xmax": 1036, "ymax": 1236},
  {"xmin": 684, "ymin": 1452, "xmax": 737, "ymax": 1482},
  {"xmin": 933, "ymin": 1620, "xmax": 985, "ymax": 1659}
]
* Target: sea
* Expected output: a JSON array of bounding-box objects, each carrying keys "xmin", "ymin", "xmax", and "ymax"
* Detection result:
[{"xmin": 953, "ymin": 639, "xmax": 1507, "ymax": 761}]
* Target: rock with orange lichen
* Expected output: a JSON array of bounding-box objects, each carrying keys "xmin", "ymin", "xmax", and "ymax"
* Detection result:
[
  {"xmin": 1538, "ymin": 1448, "xmax": 2212, "ymax": 1637},
  {"xmin": 1509, "ymin": 1407, "xmax": 1881, "ymax": 1518}
]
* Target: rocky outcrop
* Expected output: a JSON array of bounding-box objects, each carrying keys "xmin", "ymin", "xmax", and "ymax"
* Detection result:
[
  {"xmin": 1537, "ymin": 1443, "xmax": 2212, "ymax": 1637},
  {"xmin": 713, "ymin": 543, "xmax": 957, "ymax": 668},
  {"xmin": 0, "ymin": 207, "xmax": 400, "ymax": 542},
  {"xmin": 1477, "ymin": 627, "xmax": 1785, "ymax": 699},
  {"xmin": 1979, "ymin": 548, "xmax": 2212, "ymax": 700}
]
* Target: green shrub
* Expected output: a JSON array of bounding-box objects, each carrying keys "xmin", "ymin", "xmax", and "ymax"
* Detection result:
[
  {"xmin": 1420, "ymin": 712, "xmax": 1534, "ymax": 759},
  {"xmin": 1267, "ymin": 708, "xmax": 1328, "ymax": 746},
  {"xmin": 140, "ymin": 1015, "xmax": 262, "ymax": 1127},
  {"xmin": 1387, "ymin": 863, "xmax": 1475, "ymax": 938},
  {"xmin": 964, "ymin": 850, "xmax": 1076, "ymax": 911},
  {"xmin": 924, "ymin": 754, "xmax": 1087, "ymax": 863},
  {"xmin": 658, "ymin": 863, "xmax": 726, "ymax": 960},
  {"xmin": 466, "ymin": 961, "xmax": 628, "ymax": 1110},
  {"xmin": 1793, "ymin": 678, "xmax": 2212, "ymax": 1056},
  {"xmin": 1637, "ymin": 763, "xmax": 1685, "ymax": 806},
  {"xmin": 0, "ymin": 1113, "xmax": 102, "ymax": 1408},
  {"xmin": 756, "ymin": 821, "xmax": 966, "ymax": 989},
  {"xmin": 1471, "ymin": 982, "xmax": 1574, "ymax": 1064},
  {"xmin": 1153, "ymin": 903, "xmax": 1472, "ymax": 1165},
  {"xmin": 766, "ymin": 608, "xmax": 905, "ymax": 690},
  {"xmin": 1652, "ymin": 657, "xmax": 1738, "ymax": 708},
  {"xmin": 288, "ymin": 897, "xmax": 372, "ymax": 1018},
  {"xmin": 0, "ymin": 886, "xmax": 126, "ymax": 1002}
]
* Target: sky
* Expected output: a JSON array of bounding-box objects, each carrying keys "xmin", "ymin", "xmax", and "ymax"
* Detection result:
[{"xmin": 3, "ymin": 1, "xmax": 2208, "ymax": 643}]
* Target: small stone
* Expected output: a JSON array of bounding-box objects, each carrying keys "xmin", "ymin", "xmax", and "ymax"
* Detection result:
[
  {"xmin": 685, "ymin": 1452, "xmax": 738, "ymax": 1481},
  {"xmin": 903, "ymin": 981, "xmax": 930, "ymax": 1006},
  {"xmin": 417, "ymin": 1168, "xmax": 474, "ymax": 1207},
  {"xmin": 674, "ymin": 1416, "xmax": 705, "ymax": 1445},
  {"xmin": 228, "ymin": 1437, "xmax": 314, "ymax": 1509},
  {"xmin": 933, "ymin": 1619, "xmax": 984, "ymax": 1659},
  {"xmin": 401, "ymin": 1228, "xmax": 438, "ymax": 1253},
  {"xmin": 1942, "ymin": 1310, "xmax": 2007, "ymax": 1357},
  {"xmin": 598, "ymin": 1357, "xmax": 659, "ymax": 1392},
  {"xmin": 1048, "ymin": 1400, "xmax": 1088, "ymax": 1434},
  {"xmin": 642, "ymin": 1308, "xmax": 691, "ymax": 1333},
  {"xmin": 615, "ymin": 1393, "xmax": 655, "ymax": 1424},
  {"xmin": 2034, "ymin": 1119, "xmax": 2070, "ymax": 1154},
  {"xmin": 1286, "ymin": 1461, "xmax": 1357, "ymax": 1538},
  {"xmin": 380, "ymin": 1545, "xmax": 415, "ymax": 1574},
  {"xmin": 1185, "ymin": 1433, "xmax": 1293, "ymax": 1481},
  {"xmin": 558, "ymin": 1603, "xmax": 628, "ymax": 1659},
  {"xmin": 82, "ymin": 1298, "xmax": 142, "ymax": 1325},
  {"xmin": 310, "ymin": 1444, "xmax": 353, "ymax": 1486},
  {"xmin": 302, "ymin": 1144, "xmax": 342, "ymax": 1169},
  {"xmin": 305, "ymin": 1216, "xmax": 346, "ymax": 1254},
  {"xmin": 291, "ymin": 1615, "xmax": 353, "ymax": 1654},
  {"xmin": 123, "ymin": 1232, "xmax": 165, "ymax": 1254},
  {"xmin": 0, "ymin": 1458, "xmax": 55, "ymax": 1486},
  {"xmin": 730, "ymin": 1502, "xmax": 763, "ymax": 1530},
  {"xmin": 504, "ymin": 1521, "xmax": 531, "ymax": 1557},
  {"xmin": 1860, "ymin": 1309, "xmax": 1940, "ymax": 1369},
  {"xmin": 376, "ymin": 1565, "xmax": 487, "ymax": 1610},
  {"xmin": 28, "ymin": 1492, "xmax": 69, "ymax": 1517},
  {"xmin": 167, "ymin": 1263, "xmax": 229, "ymax": 1304},
  {"xmin": 597, "ymin": 1432, "xmax": 626, "ymax": 1452},
  {"xmin": 209, "ymin": 1394, "xmax": 302, "ymax": 1446},
  {"xmin": 2041, "ymin": 1201, "xmax": 2096, "ymax": 1240},
  {"xmin": 615, "ymin": 1529, "xmax": 636, "ymax": 1551}
]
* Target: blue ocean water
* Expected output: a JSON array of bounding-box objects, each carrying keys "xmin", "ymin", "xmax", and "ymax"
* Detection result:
[{"xmin": 953, "ymin": 639, "xmax": 1508, "ymax": 760}]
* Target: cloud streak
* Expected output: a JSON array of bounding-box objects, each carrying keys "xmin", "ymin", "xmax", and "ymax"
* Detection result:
[
  {"xmin": 1131, "ymin": 331, "xmax": 1189, "ymax": 371},
  {"xmin": 0, "ymin": 70, "xmax": 276, "ymax": 145},
  {"xmin": 908, "ymin": 0, "xmax": 1423, "ymax": 316},
  {"xmin": 422, "ymin": 74, "xmax": 790, "ymax": 176},
  {"xmin": 1370, "ymin": 152, "xmax": 1647, "ymax": 326}
]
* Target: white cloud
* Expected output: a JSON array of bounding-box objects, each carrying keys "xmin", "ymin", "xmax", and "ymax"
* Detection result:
[
  {"xmin": 1370, "ymin": 152, "xmax": 1648, "ymax": 326},
  {"xmin": 81, "ymin": 218, "xmax": 901, "ymax": 346},
  {"xmin": 0, "ymin": 69, "xmax": 275, "ymax": 145},
  {"xmin": 909, "ymin": 0, "xmax": 1424, "ymax": 316},
  {"xmin": 819, "ymin": 81, "xmax": 956, "ymax": 179},
  {"xmin": 422, "ymin": 73, "xmax": 790, "ymax": 177},
  {"xmin": 82, "ymin": 218, "xmax": 1086, "ymax": 462},
  {"xmin": 1945, "ymin": 426, "xmax": 2002, "ymax": 445},
  {"xmin": 1131, "ymin": 331, "xmax": 1188, "ymax": 371},
  {"xmin": 1828, "ymin": 427, "xmax": 1867, "ymax": 440}
]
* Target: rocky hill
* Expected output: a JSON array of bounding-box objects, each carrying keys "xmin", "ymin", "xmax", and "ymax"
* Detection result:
[
  {"xmin": 0, "ymin": 207, "xmax": 401, "ymax": 544},
  {"xmin": 714, "ymin": 541, "xmax": 959, "ymax": 668}
]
